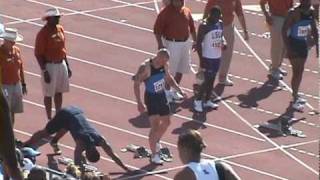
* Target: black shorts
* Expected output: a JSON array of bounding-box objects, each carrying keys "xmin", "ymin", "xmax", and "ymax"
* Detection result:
[
  {"xmin": 45, "ymin": 112, "xmax": 68, "ymax": 134},
  {"xmin": 144, "ymin": 92, "xmax": 170, "ymax": 116},
  {"xmin": 203, "ymin": 57, "xmax": 220, "ymax": 75},
  {"xmin": 288, "ymin": 37, "xmax": 308, "ymax": 59}
]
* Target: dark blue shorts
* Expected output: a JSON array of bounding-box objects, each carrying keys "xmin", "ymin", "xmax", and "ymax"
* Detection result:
[
  {"xmin": 202, "ymin": 57, "xmax": 221, "ymax": 74},
  {"xmin": 144, "ymin": 92, "xmax": 170, "ymax": 116},
  {"xmin": 289, "ymin": 37, "xmax": 308, "ymax": 59}
]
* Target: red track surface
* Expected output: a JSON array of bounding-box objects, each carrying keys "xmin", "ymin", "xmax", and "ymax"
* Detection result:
[{"xmin": 2, "ymin": 0, "xmax": 319, "ymax": 179}]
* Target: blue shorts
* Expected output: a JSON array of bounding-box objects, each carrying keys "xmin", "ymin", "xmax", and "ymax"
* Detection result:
[
  {"xmin": 144, "ymin": 92, "xmax": 170, "ymax": 116},
  {"xmin": 202, "ymin": 57, "xmax": 221, "ymax": 74}
]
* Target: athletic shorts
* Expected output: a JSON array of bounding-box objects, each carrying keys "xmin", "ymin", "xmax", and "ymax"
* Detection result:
[
  {"xmin": 202, "ymin": 57, "xmax": 221, "ymax": 75},
  {"xmin": 144, "ymin": 92, "xmax": 170, "ymax": 116},
  {"xmin": 45, "ymin": 112, "xmax": 68, "ymax": 134},
  {"xmin": 288, "ymin": 37, "xmax": 308, "ymax": 59},
  {"xmin": 2, "ymin": 83, "xmax": 23, "ymax": 113},
  {"xmin": 42, "ymin": 61, "xmax": 69, "ymax": 97}
]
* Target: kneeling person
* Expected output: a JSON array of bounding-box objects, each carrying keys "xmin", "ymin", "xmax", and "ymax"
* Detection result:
[{"xmin": 24, "ymin": 106, "xmax": 129, "ymax": 171}]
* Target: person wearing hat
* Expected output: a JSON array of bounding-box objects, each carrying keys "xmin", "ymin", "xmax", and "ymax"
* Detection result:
[
  {"xmin": 35, "ymin": 7, "xmax": 72, "ymax": 154},
  {"xmin": 0, "ymin": 28, "xmax": 27, "ymax": 126},
  {"xmin": 23, "ymin": 106, "xmax": 130, "ymax": 172},
  {"xmin": 174, "ymin": 129, "xmax": 241, "ymax": 180},
  {"xmin": 35, "ymin": 7, "xmax": 72, "ymax": 121},
  {"xmin": 154, "ymin": 0, "xmax": 197, "ymax": 103}
]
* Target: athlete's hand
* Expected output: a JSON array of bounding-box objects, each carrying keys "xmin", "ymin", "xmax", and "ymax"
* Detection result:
[
  {"xmin": 180, "ymin": 90, "xmax": 188, "ymax": 99},
  {"xmin": 137, "ymin": 102, "xmax": 146, "ymax": 113},
  {"xmin": 265, "ymin": 15, "xmax": 273, "ymax": 26},
  {"xmin": 43, "ymin": 71, "xmax": 51, "ymax": 83}
]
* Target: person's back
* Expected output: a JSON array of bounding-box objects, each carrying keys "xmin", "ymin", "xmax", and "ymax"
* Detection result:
[{"xmin": 187, "ymin": 159, "xmax": 219, "ymax": 180}]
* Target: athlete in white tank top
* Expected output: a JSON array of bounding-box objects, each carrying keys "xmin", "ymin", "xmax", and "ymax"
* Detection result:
[
  {"xmin": 187, "ymin": 159, "xmax": 220, "ymax": 180},
  {"xmin": 202, "ymin": 21, "xmax": 224, "ymax": 59}
]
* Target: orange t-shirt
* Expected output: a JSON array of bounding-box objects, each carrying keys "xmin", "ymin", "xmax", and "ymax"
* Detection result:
[
  {"xmin": 263, "ymin": 0, "xmax": 293, "ymax": 16},
  {"xmin": 204, "ymin": 0, "xmax": 244, "ymax": 26},
  {"xmin": 154, "ymin": 5, "xmax": 196, "ymax": 40},
  {"xmin": 35, "ymin": 24, "xmax": 66, "ymax": 62},
  {"xmin": 0, "ymin": 46, "xmax": 23, "ymax": 84}
]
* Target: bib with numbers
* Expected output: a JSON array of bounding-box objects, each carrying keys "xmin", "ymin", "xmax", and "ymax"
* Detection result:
[
  {"xmin": 144, "ymin": 60, "xmax": 166, "ymax": 94},
  {"xmin": 202, "ymin": 21, "xmax": 223, "ymax": 59}
]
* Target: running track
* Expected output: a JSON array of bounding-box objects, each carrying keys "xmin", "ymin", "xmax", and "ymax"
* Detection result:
[{"xmin": 1, "ymin": 0, "xmax": 319, "ymax": 179}]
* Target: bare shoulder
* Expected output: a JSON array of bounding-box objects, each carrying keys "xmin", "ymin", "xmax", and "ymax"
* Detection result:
[
  {"xmin": 132, "ymin": 60, "xmax": 150, "ymax": 81},
  {"xmin": 218, "ymin": 161, "xmax": 241, "ymax": 180},
  {"xmin": 174, "ymin": 167, "xmax": 196, "ymax": 180}
]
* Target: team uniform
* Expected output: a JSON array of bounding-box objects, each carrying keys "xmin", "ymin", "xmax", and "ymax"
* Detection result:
[
  {"xmin": 194, "ymin": 20, "xmax": 224, "ymax": 112},
  {"xmin": 144, "ymin": 59, "xmax": 170, "ymax": 116},
  {"xmin": 187, "ymin": 160, "xmax": 220, "ymax": 180},
  {"xmin": 288, "ymin": 9, "xmax": 314, "ymax": 59},
  {"xmin": 45, "ymin": 106, "xmax": 104, "ymax": 148}
]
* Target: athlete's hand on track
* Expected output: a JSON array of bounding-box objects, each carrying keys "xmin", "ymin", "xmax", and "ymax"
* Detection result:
[{"xmin": 137, "ymin": 102, "xmax": 146, "ymax": 113}]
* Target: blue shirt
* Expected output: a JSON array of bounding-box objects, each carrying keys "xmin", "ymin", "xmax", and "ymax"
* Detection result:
[{"xmin": 289, "ymin": 11, "xmax": 313, "ymax": 41}]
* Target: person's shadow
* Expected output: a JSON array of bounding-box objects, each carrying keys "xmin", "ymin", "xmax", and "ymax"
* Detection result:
[
  {"xmin": 129, "ymin": 113, "xmax": 150, "ymax": 128},
  {"xmin": 256, "ymin": 104, "xmax": 305, "ymax": 138},
  {"xmin": 113, "ymin": 163, "xmax": 164, "ymax": 180},
  {"xmin": 237, "ymin": 77, "xmax": 281, "ymax": 108}
]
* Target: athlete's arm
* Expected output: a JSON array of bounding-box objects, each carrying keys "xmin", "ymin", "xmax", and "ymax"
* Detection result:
[
  {"xmin": 99, "ymin": 138, "xmax": 130, "ymax": 171},
  {"xmin": 282, "ymin": 10, "xmax": 295, "ymax": 56},
  {"xmin": 196, "ymin": 23, "xmax": 206, "ymax": 68},
  {"xmin": 133, "ymin": 63, "xmax": 148, "ymax": 113},
  {"xmin": 310, "ymin": 10, "xmax": 319, "ymax": 57},
  {"xmin": 164, "ymin": 64, "xmax": 186, "ymax": 97},
  {"xmin": 221, "ymin": 162, "xmax": 242, "ymax": 180}
]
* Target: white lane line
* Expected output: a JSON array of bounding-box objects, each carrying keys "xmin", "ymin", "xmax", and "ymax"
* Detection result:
[
  {"xmin": 14, "ymin": 129, "xmax": 172, "ymax": 180},
  {"xmin": 24, "ymin": 70, "xmax": 264, "ymax": 142},
  {"xmin": 24, "ymin": 0, "xmax": 153, "ymax": 32},
  {"xmin": 289, "ymin": 148, "xmax": 320, "ymax": 158},
  {"xmin": 234, "ymin": 27, "xmax": 319, "ymax": 175},
  {"xmin": 22, "ymin": 99, "xmax": 289, "ymax": 180},
  {"xmin": 0, "ymin": 13, "xmax": 154, "ymax": 56},
  {"xmin": 5, "ymin": 1, "xmax": 156, "ymax": 26}
]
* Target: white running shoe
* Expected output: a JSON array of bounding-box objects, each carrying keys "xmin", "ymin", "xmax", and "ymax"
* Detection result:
[
  {"xmin": 292, "ymin": 101, "xmax": 304, "ymax": 111},
  {"xmin": 194, "ymin": 100, "xmax": 203, "ymax": 112},
  {"xmin": 150, "ymin": 153, "xmax": 163, "ymax": 165},
  {"xmin": 271, "ymin": 70, "xmax": 283, "ymax": 80},
  {"xmin": 203, "ymin": 101, "xmax": 219, "ymax": 109},
  {"xmin": 219, "ymin": 78, "xmax": 234, "ymax": 86},
  {"xmin": 171, "ymin": 90, "xmax": 184, "ymax": 101},
  {"xmin": 296, "ymin": 96, "xmax": 307, "ymax": 104},
  {"xmin": 165, "ymin": 90, "xmax": 173, "ymax": 103},
  {"xmin": 279, "ymin": 68, "xmax": 287, "ymax": 76}
]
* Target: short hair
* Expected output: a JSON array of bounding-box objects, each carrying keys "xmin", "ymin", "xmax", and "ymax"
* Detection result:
[
  {"xmin": 178, "ymin": 129, "xmax": 206, "ymax": 154},
  {"xmin": 27, "ymin": 166, "xmax": 47, "ymax": 180},
  {"xmin": 209, "ymin": 5, "xmax": 221, "ymax": 17},
  {"xmin": 157, "ymin": 48, "xmax": 170, "ymax": 58},
  {"xmin": 85, "ymin": 147, "xmax": 100, "ymax": 163}
]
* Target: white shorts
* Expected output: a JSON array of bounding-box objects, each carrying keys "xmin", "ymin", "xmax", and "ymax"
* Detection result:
[
  {"xmin": 163, "ymin": 39, "xmax": 192, "ymax": 75},
  {"xmin": 42, "ymin": 61, "xmax": 70, "ymax": 97},
  {"xmin": 2, "ymin": 83, "xmax": 23, "ymax": 113}
]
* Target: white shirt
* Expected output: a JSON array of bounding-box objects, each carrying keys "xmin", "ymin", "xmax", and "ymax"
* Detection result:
[
  {"xmin": 202, "ymin": 21, "xmax": 224, "ymax": 59},
  {"xmin": 187, "ymin": 159, "xmax": 220, "ymax": 180}
]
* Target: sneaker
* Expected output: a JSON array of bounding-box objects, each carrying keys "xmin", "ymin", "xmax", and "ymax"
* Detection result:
[
  {"xmin": 156, "ymin": 142, "xmax": 162, "ymax": 153},
  {"xmin": 150, "ymin": 153, "xmax": 163, "ymax": 165},
  {"xmin": 279, "ymin": 68, "xmax": 287, "ymax": 76},
  {"xmin": 292, "ymin": 101, "xmax": 304, "ymax": 111},
  {"xmin": 170, "ymin": 90, "xmax": 184, "ymax": 101},
  {"xmin": 194, "ymin": 100, "xmax": 203, "ymax": 112},
  {"xmin": 271, "ymin": 70, "xmax": 283, "ymax": 80},
  {"xmin": 50, "ymin": 142, "xmax": 62, "ymax": 155},
  {"xmin": 296, "ymin": 96, "xmax": 307, "ymax": 104},
  {"xmin": 218, "ymin": 78, "xmax": 233, "ymax": 86},
  {"xmin": 203, "ymin": 101, "xmax": 219, "ymax": 109}
]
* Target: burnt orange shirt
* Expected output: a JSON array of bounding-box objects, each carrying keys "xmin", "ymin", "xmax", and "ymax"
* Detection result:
[
  {"xmin": 264, "ymin": 0, "xmax": 293, "ymax": 16},
  {"xmin": 0, "ymin": 46, "xmax": 23, "ymax": 84},
  {"xmin": 154, "ymin": 5, "xmax": 196, "ymax": 40},
  {"xmin": 204, "ymin": 0, "xmax": 244, "ymax": 26},
  {"xmin": 35, "ymin": 24, "xmax": 66, "ymax": 62}
]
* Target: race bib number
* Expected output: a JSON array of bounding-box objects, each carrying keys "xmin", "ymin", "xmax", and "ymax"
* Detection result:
[
  {"xmin": 297, "ymin": 25, "xmax": 311, "ymax": 37},
  {"xmin": 153, "ymin": 79, "xmax": 165, "ymax": 93},
  {"xmin": 212, "ymin": 41, "xmax": 222, "ymax": 48}
]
